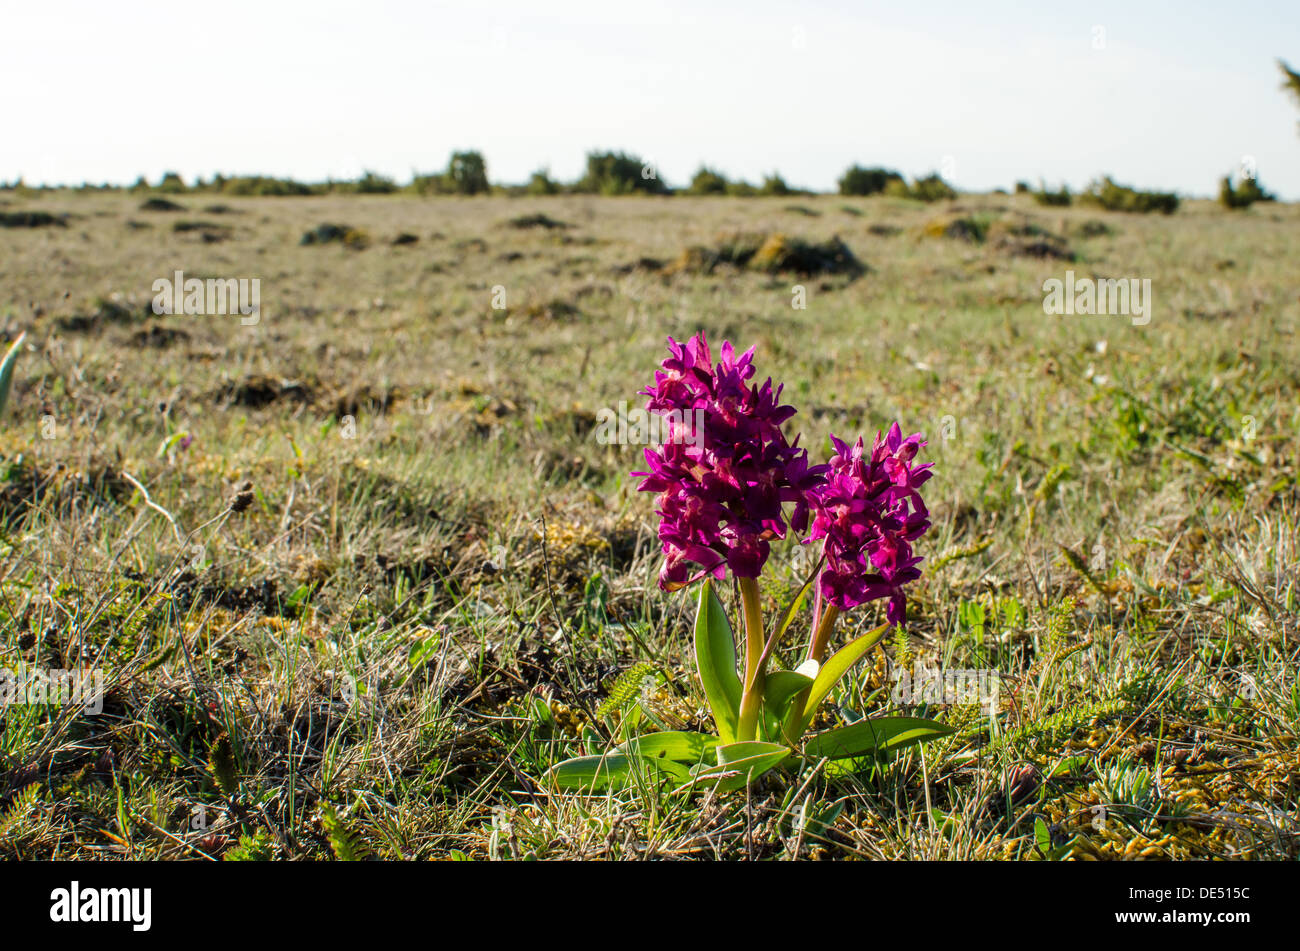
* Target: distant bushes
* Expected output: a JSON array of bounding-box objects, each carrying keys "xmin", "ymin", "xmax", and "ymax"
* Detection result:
[
  {"xmin": 447, "ymin": 151, "xmax": 490, "ymax": 195},
  {"xmin": 884, "ymin": 173, "xmax": 957, "ymax": 202},
  {"xmin": 837, "ymin": 165, "xmax": 904, "ymax": 196},
  {"xmin": 217, "ymin": 176, "xmax": 317, "ymax": 196},
  {"xmin": 758, "ymin": 173, "xmax": 792, "ymax": 197},
  {"xmin": 1079, "ymin": 177, "xmax": 1179, "ymax": 214},
  {"xmin": 524, "ymin": 170, "xmax": 560, "ymax": 195},
  {"xmin": 575, "ymin": 151, "xmax": 669, "ymax": 195},
  {"xmin": 156, "ymin": 171, "xmax": 187, "ymax": 194},
  {"xmin": 349, "ymin": 171, "xmax": 399, "ymax": 194},
  {"xmin": 680, "ymin": 167, "xmax": 772, "ymax": 196},
  {"xmin": 1032, "ymin": 182, "xmax": 1072, "ymax": 207},
  {"xmin": 412, "ymin": 151, "xmax": 490, "ymax": 195},
  {"xmin": 687, "ymin": 166, "xmax": 729, "ymax": 195},
  {"xmin": 1219, "ymin": 175, "xmax": 1275, "ymax": 209},
  {"xmin": 22, "ymin": 152, "xmax": 1223, "ymax": 206}
]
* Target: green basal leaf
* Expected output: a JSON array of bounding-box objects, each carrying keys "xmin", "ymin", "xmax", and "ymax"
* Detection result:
[
  {"xmin": 686, "ymin": 740, "xmax": 790, "ymax": 792},
  {"xmin": 545, "ymin": 751, "xmax": 690, "ymax": 791},
  {"xmin": 528, "ymin": 696, "xmax": 555, "ymax": 726},
  {"xmin": 0, "ymin": 332, "xmax": 24, "ymax": 418},
  {"xmin": 763, "ymin": 670, "xmax": 815, "ymax": 721},
  {"xmin": 619, "ymin": 730, "xmax": 719, "ymax": 765},
  {"xmin": 799, "ymin": 622, "xmax": 891, "ymax": 727},
  {"xmin": 803, "ymin": 716, "xmax": 954, "ymax": 760},
  {"xmin": 545, "ymin": 753, "xmax": 633, "ymax": 791},
  {"xmin": 1034, "ymin": 817, "xmax": 1052, "ymax": 855},
  {"xmin": 694, "ymin": 579, "xmax": 742, "ymax": 744}
]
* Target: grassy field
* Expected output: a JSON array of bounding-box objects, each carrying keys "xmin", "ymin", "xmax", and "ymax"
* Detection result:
[{"xmin": 0, "ymin": 188, "xmax": 1297, "ymax": 860}]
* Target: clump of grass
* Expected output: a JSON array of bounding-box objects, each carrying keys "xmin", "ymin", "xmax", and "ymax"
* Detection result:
[
  {"xmin": 172, "ymin": 220, "xmax": 232, "ymax": 242},
  {"xmin": 300, "ymin": 223, "xmax": 370, "ymax": 249},
  {"xmin": 0, "ymin": 210, "xmax": 66, "ymax": 228},
  {"xmin": 139, "ymin": 197, "xmax": 185, "ymax": 212},
  {"xmin": 1075, "ymin": 219, "xmax": 1114, "ymax": 238},
  {"xmin": 664, "ymin": 232, "xmax": 766, "ymax": 274},
  {"xmin": 747, "ymin": 233, "xmax": 863, "ymax": 276},
  {"xmin": 922, "ymin": 214, "xmax": 988, "ymax": 242},
  {"xmin": 664, "ymin": 232, "xmax": 863, "ymax": 277},
  {"xmin": 504, "ymin": 212, "xmax": 570, "ymax": 230},
  {"xmin": 986, "ymin": 218, "xmax": 1074, "ymax": 260}
]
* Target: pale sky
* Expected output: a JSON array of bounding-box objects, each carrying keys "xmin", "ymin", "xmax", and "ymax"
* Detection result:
[{"xmin": 5, "ymin": 0, "xmax": 1300, "ymax": 198}]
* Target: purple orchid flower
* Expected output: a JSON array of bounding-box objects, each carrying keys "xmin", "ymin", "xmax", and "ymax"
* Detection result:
[
  {"xmin": 807, "ymin": 425, "xmax": 934, "ymax": 624},
  {"xmin": 633, "ymin": 333, "xmax": 827, "ymax": 588}
]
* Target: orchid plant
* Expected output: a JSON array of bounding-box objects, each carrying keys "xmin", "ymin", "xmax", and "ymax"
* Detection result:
[{"xmin": 547, "ymin": 333, "xmax": 953, "ymax": 793}]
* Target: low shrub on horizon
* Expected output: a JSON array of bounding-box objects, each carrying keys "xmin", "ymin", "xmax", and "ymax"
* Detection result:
[
  {"xmin": 1219, "ymin": 174, "xmax": 1276, "ymax": 209},
  {"xmin": 838, "ymin": 164, "xmax": 905, "ymax": 196},
  {"xmin": 1080, "ymin": 176, "xmax": 1179, "ymax": 214}
]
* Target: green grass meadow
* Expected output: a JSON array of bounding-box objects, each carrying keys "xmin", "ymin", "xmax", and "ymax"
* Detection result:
[{"xmin": 0, "ymin": 188, "xmax": 1297, "ymax": 859}]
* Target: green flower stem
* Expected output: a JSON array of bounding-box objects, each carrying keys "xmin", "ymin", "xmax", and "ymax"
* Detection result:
[
  {"xmin": 808, "ymin": 603, "xmax": 840, "ymax": 665},
  {"xmin": 736, "ymin": 577, "xmax": 766, "ymax": 742},
  {"xmin": 784, "ymin": 604, "xmax": 841, "ymax": 742}
]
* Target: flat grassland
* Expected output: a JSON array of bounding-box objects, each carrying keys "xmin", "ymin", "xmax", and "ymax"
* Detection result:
[{"xmin": 1, "ymin": 189, "xmax": 1297, "ymax": 859}]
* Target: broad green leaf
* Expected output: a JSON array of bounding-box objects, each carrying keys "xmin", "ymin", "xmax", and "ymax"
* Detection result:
[
  {"xmin": 619, "ymin": 730, "xmax": 719, "ymax": 764},
  {"xmin": 715, "ymin": 739, "xmax": 789, "ymax": 767},
  {"xmin": 763, "ymin": 670, "xmax": 814, "ymax": 721},
  {"xmin": 803, "ymin": 716, "xmax": 954, "ymax": 760},
  {"xmin": 528, "ymin": 696, "xmax": 555, "ymax": 726},
  {"xmin": 1034, "ymin": 817, "xmax": 1052, "ymax": 854},
  {"xmin": 0, "ymin": 332, "xmax": 24, "ymax": 418},
  {"xmin": 545, "ymin": 751, "xmax": 688, "ymax": 791},
  {"xmin": 637, "ymin": 756, "xmax": 692, "ymax": 785},
  {"xmin": 799, "ymin": 622, "xmax": 891, "ymax": 725},
  {"xmin": 694, "ymin": 580, "xmax": 742, "ymax": 744},
  {"xmin": 687, "ymin": 740, "xmax": 790, "ymax": 792},
  {"xmin": 545, "ymin": 753, "xmax": 633, "ymax": 791}
]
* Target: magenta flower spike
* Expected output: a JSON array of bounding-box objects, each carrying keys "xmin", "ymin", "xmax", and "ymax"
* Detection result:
[
  {"xmin": 633, "ymin": 332, "xmax": 826, "ymax": 589},
  {"xmin": 807, "ymin": 425, "xmax": 934, "ymax": 625}
]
